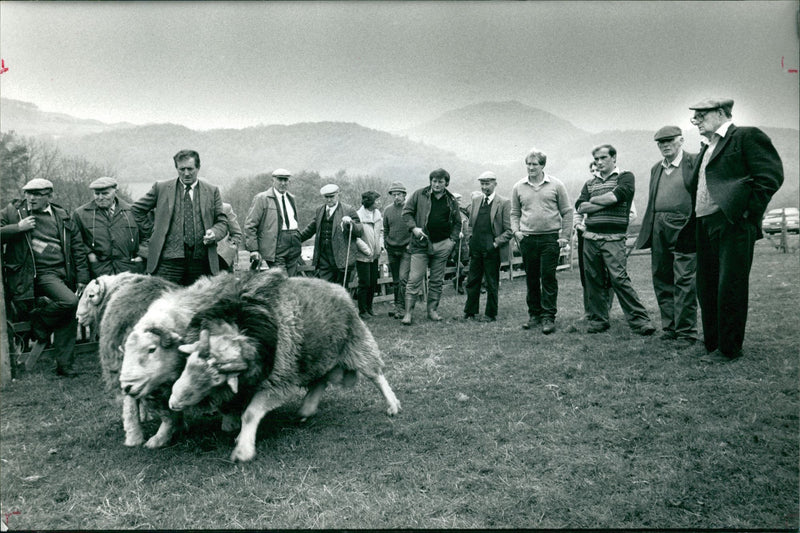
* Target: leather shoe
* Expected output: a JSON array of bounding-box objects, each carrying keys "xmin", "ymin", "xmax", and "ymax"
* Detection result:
[
  {"xmin": 521, "ymin": 316, "xmax": 542, "ymax": 330},
  {"xmin": 700, "ymin": 349, "xmax": 743, "ymax": 363},
  {"xmin": 674, "ymin": 338, "xmax": 696, "ymax": 349},
  {"xmin": 659, "ymin": 331, "xmax": 678, "ymax": 341},
  {"xmin": 587, "ymin": 323, "xmax": 610, "ymax": 334},
  {"xmin": 632, "ymin": 325, "xmax": 656, "ymax": 336},
  {"xmin": 542, "ymin": 319, "xmax": 555, "ymax": 334},
  {"xmin": 477, "ymin": 315, "xmax": 496, "ymax": 323},
  {"xmin": 56, "ymin": 367, "xmax": 78, "ymax": 378},
  {"xmin": 462, "ymin": 314, "xmax": 476, "ymax": 321}
]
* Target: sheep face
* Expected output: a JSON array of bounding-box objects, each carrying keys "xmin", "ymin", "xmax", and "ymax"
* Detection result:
[
  {"xmin": 120, "ymin": 327, "xmax": 185, "ymax": 399},
  {"xmin": 169, "ymin": 325, "xmax": 248, "ymax": 411},
  {"xmin": 76, "ymin": 277, "xmax": 106, "ymax": 327}
]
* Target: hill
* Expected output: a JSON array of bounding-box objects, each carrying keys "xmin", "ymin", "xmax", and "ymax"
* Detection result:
[{"xmin": 0, "ymin": 98, "xmax": 133, "ymax": 138}]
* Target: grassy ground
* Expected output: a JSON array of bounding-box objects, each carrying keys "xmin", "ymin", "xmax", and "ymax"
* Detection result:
[{"xmin": 1, "ymin": 240, "xmax": 798, "ymax": 529}]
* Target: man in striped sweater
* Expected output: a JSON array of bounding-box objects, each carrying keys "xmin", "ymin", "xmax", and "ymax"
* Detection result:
[{"xmin": 575, "ymin": 144, "xmax": 655, "ymax": 335}]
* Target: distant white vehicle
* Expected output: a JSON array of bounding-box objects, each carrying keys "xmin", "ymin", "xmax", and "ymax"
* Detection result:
[{"xmin": 762, "ymin": 207, "xmax": 799, "ymax": 235}]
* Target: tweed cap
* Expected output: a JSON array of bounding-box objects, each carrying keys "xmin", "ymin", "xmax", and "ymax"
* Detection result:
[
  {"xmin": 477, "ymin": 171, "xmax": 497, "ymax": 182},
  {"xmin": 320, "ymin": 184, "xmax": 339, "ymax": 195},
  {"xmin": 689, "ymin": 98, "xmax": 734, "ymax": 113},
  {"xmin": 22, "ymin": 178, "xmax": 54, "ymax": 192},
  {"xmin": 272, "ymin": 168, "xmax": 292, "ymax": 179},
  {"xmin": 653, "ymin": 126, "xmax": 682, "ymax": 141},
  {"xmin": 387, "ymin": 181, "xmax": 407, "ymax": 194},
  {"xmin": 89, "ymin": 176, "xmax": 118, "ymax": 190}
]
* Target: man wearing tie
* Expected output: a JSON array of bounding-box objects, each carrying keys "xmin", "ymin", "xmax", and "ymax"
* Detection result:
[
  {"xmin": 131, "ymin": 149, "xmax": 228, "ymax": 286},
  {"xmin": 511, "ymin": 148, "xmax": 573, "ymax": 334},
  {"xmin": 245, "ymin": 168, "xmax": 303, "ymax": 275},
  {"xmin": 462, "ymin": 171, "xmax": 512, "ymax": 322},
  {"xmin": 679, "ymin": 98, "xmax": 783, "ymax": 361}
]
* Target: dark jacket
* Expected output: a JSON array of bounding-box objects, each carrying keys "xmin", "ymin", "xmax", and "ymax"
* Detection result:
[
  {"xmin": 634, "ymin": 152, "xmax": 697, "ymax": 251},
  {"xmin": 131, "ymin": 178, "xmax": 228, "ymax": 274},
  {"xmin": 73, "ymin": 198, "xmax": 144, "ymax": 277},
  {"xmin": 402, "ymin": 186, "xmax": 462, "ymax": 253},
  {"xmin": 676, "ymin": 125, "xmax": 784, "ymax": 252},
  {"xmin": 298, "ymin": 202, "xmax": 363, "ymax": 270},
  {"xmin": 1, "ymin": 199, "xmax": 90, "ymax": 302}
]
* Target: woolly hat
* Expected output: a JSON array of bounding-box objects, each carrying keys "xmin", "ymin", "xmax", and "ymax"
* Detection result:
[{"xmin": 387, "ymin": 181, "xmax": 407, "ymax": 194}]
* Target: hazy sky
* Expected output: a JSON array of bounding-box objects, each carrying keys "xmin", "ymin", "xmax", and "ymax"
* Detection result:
[{"xmin": 1, "ymin": 1, "xmax": 798, "ymax": 134}]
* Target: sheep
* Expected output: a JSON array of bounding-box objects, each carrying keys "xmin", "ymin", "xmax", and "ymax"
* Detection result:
[
  {"xmin": 119, "ymin": 272, "xmax": 243, "ymax": 449},
  {"xmin": 168, "ymin": 269, "xmax": 401, "ymax": 462},
  {"xmin": 75, "ymin": 272, "xmax": 141, "ymax": 333},
  {"xmin": 96, "ymin": 274, "xmax": 178, "ymax": 446}
]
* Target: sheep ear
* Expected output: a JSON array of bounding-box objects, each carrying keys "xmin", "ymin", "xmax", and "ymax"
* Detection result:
[
  {"xmin": 177, "ymin": 343, "xmax": 195, "ymax": 354},
  {"xmin": 218, "ymin": 360, "xmax": 248, "ymax": 372},
  {"xmin": 226, "ymin": 375, "xmax": 239, "ymax": 394}
]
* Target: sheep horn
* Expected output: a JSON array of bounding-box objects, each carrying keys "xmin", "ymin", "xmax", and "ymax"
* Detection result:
[{"xmin": 146, "ymin": 327, "xmax": 181, "ymax": 349}]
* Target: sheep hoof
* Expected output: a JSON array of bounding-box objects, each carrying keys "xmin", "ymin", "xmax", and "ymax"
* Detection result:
[
  {"xmin": 144, "ymin": 435, "xmax": 169, "ymax": 449},
  {"xmin": 230, "ymin": 444, "xmax": 256, "ymax": 462},
  {"xmin": 124, "ymin": 434, "xmax": 145, "ymax": 447},
  {"xmin": 387, "ymin": 401, "xmax": 401, "ymax": 416}
]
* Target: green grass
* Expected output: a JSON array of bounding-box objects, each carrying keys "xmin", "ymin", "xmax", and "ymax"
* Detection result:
[{"xmin": 1, "ymin": 241, "xmax": 798, "ymax": 529}]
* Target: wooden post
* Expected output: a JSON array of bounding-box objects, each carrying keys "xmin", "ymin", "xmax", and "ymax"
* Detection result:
[
  {"xmin": 780, "ymin": 208, "xmax": 788, "ymax": 253},
  {"xmin": 1, "ymin": 265, "xmax": 12, "ymax": 387}
]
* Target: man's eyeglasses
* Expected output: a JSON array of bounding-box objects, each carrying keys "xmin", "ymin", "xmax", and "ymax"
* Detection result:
[
  {"xmin": 324, "ymin": 194, "xmax": 336, "ymax": 199},
  {"xmin": 690, "ymin": 109, "xmax": 718, "ymax": 124}
]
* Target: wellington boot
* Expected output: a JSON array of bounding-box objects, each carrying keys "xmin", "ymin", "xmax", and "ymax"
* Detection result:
[
  {"xmin": 427, "ymin": 300, "xmax": 443, "ymax": 322},
  {"xmin": 401, "ymin": 296, "xmax": 416, "ymax": 326}
]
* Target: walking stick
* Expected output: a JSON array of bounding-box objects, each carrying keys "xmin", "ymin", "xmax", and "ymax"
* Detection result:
[
  {"xmin": 342, "ymin": 221, "xmax": 353, "ymax": 288},
  {"xmin": 454, "ymin": 217, "xmax": 467, "ymax": 293}
]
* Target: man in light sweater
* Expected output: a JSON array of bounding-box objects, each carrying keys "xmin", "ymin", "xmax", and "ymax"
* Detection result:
[{"xmin": 511, "ymin": 148, "xmax": 573, "ymax": 334}]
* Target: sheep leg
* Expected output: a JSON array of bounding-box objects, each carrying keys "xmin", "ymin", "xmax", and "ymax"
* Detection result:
[
  {"xmin": 122, "ymin": 395, "xmax": 145, "ymax": 447},
  {"xmin": 231, "ymin": 388, "xmax": 294, "ymax": 462},
  {"xmin": 365, "ymin": 372, "xmax": 401, "ymax": 416},
  {"xmin": 144, "ymin": 413, "xmax": 179, "ymax": 449},
  {"xmin": 298, "ymin": 379, "xmax": 329, "ymax": 420}
]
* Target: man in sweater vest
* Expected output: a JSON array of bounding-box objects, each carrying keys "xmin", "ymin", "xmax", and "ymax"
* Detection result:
[
  {"xmin": 633, "ymin": 127, "xmax": 698, "ymax": 347},
  {"xmin": 1, "ymin": 179, "xmax": 90, "ymax": 377},
  {"xmin": 511, "ymin": 148, "xmax": 573, "ymax": 334},
  {"xmin": 463, "ymin": 171, "xmax": 512, "ymax": 322},
  {"xmin": 575, "ymin": 144, "xmax": 655, "ymax": 335}
]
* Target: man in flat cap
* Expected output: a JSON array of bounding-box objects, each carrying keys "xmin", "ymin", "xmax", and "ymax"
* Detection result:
[
  {"xmin": 511, "ymin": 148, "xmax": 573, "ymax": 334},
  {"xmin": 244, "ymin": 168, "xmax": 302, "ymax": 275},
  {"xmin": 73, "ymin": 176, "xmax": 145, "ymax": 277},
  {"xmin": 678, "ymin": 98, "xmax": 783, "ymax": 361},
  {"xmin": 383, "ymin": 181, "xmax": 411, "ymax": 318},
  {"xmin": 1, "ymin": 179, "xmax": 90, "ymax": 377},
  {"xmin": 298, "ymin": 183, "xmax": 362, "ymax": 285},
  {"xmin": 354, "ymin": 190, "xmax": 383, "ymax": 318},
  {"xmin": 633, "ymin": 127, "xmax": 698, "ymax": 347},
  {"xmin": 401, "ymin": 168, "xmax": 463, "ymax": 324},
  {"xmin": 576, "ymin": 144, "xmax": 656, "ymax": 336},
  {"xmin": 463, "ymin": 171, "xmax": 512, "ymax": 322},
  {"xmin": 131, "ymin": 150, "xmax": 227, "ymax": 286}
]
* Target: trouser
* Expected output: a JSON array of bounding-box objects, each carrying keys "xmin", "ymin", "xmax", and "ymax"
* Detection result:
[
  {"xmin": 267, "ymin": 230, "xmax": 302, "ymax": 276},
  {"xmin": 520, "ymin": 233, "xmax": 560, "ymax": 320},
  {"xmin": 463, "ymin": 246, "xmax": 501, "ymax": 318},
  {"xmin": 696, "ymin": 211, "xmax": 756, "ymax": 356},
  {"xmin": 406, "ymin": 239, "xmax": 454, "ymax": 303},
  {"xmin": 356, "ymin": 259, "xmax": 379, "ymax": 313},
  {"xmin": 316, "ymin": 246, "xmax": 353, "ymax": 288},
  {"xmin": 386, "ymin": 245, "xmax": 411, "ymax": 309},
  {"xmin": 583, "ymin": 237, "xmax": 651, "ymax": 329},
  {"xmin": 33, "ymin": 269, "xmax": 79, "ymax": 371},
  {"xmin": 577, "ymin": 229, "xmax": 612, "ymax": 315},
  {"xmin": 651, "ymin": 212, "xmax": 698, "ymax": 340},
  {"xmin": 154, "ymin": 248, "xmax": 211, "ymax": 286}
]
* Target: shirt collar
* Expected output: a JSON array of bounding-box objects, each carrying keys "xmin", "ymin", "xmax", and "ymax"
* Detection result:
[
  {"xmin": 597, "ymin": 167, "xmax": 620, "ymax": 180},
  {"xmin": 662, "ymin": 149, "xmax": 684, "ymax": 169},
  {"xmin": 485, "ymin": 191, "xmax": 496, "ymax": 203},
  {"xmin": 526, "ymin": 173, "xmax": 551, "ymax": 186},
  {"xmin": 327, "ymin": 202, "xmax": 339, "ymax": 213},
  {"xmin": 180, "ymin": 179, "xmax": 198, "ymax": 191},
  {"xmin": 700, "ymin": 120, "xmax": 734, "ymax": 145}
]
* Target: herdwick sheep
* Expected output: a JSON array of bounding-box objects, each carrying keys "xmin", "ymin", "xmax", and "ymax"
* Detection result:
[
  {"xmin": 168, "ymin": 269, "xmax": 401, "ymax": 463},
  {"xmin": 95, "ymin": 274, "xmax": 178, "ymax": 445},
  {"xmin": 76, "ymin": 272, "xmax": 141, "ymax": 333},
  {"xmin": 119, "ymin": 273, "xmax": 243, "ymax": 449}
]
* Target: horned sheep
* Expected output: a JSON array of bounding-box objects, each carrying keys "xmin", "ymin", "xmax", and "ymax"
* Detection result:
[{"xmin": 168, "ymin": 269, "xmax": 401, "ymax": 462}]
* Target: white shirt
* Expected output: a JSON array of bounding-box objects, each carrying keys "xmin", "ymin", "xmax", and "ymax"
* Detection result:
[
  {"xmin": 661, "ymin": 149, "xmax": 684, "ymax": 175},
  {"xmin": 326, "ymin": 203, "xmax": 339, "ymax": 219},
  {"xmin": 696, "ymin": 121, "xmax": 733, "ymax": 217},
  {"xmin": 275, "ymin": 192, "xmax": 298, "ymax": 230}
]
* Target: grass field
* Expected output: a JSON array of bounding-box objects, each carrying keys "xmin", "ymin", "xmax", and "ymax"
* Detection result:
[{"xmin": 1, "ymin": 240, "xmax": 798, "ymax": 529}]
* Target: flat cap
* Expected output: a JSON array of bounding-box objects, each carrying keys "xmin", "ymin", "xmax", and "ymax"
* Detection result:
[
  {"xmin": 272, "ymin": 168, "xmax": 292, "ymax": 178},
  {"xmin": 22, "ymin": 178, "xmax": 54, "ymax": 191},
  {"xmin": 654, "ymin": 126, "xmax": 682, "ymax": 141},
  {"xmin": 89, "ymin": 176, "xmax": 118, "ymax": 190},
  {"xmin": 387, "ymin": 181, "xmax": 407, "ymax": 194},
  {"xmin": 320, "ymin": 183, "xmax": 339, "ymax": 195},
  {"xmin": 689, "ymin": 98, "xmax": 734, "ymax": 112},
  {"xmin": 477, "ymin": 171, "xmax": 497, "ymax": 182}
]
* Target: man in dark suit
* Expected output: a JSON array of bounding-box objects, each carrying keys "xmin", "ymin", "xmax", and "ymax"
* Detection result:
[
  {"xmin": 298, "ymin": 183, "xmax": 362, "ymax": 285},
  {"xmin": 634, "ymin": 126, "xmax": 698, "ymax": 348},
  {"xmin": 463, "ymin": 171, "xmax": 512, "ymax": 322},
  {"xmin": 679, "ymin": 98, "xmax": 783, "ymax": 361},
  {"xmin": 131, "ymin": 149, "xmax": 228, "ymax": 286}
]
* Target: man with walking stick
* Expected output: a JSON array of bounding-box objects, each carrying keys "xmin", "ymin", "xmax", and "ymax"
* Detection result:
[
  {"xmin": 298, "ymin": 184, "xmax": 362, "ymax": 286},
  {"xmin": 463, "ymin": 171, "xmax": 512, "ymax": 322}
]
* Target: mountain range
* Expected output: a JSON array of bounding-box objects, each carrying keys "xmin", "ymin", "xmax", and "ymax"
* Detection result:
[{"xmin": 2, "ymin": 97, "xmax": 797, "ymax": 210}]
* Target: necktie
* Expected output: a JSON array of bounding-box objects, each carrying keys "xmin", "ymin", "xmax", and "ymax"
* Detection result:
[
  {"xmin": 183, "ymin": 185, "xmax": 195, "ymax": 246},
  {"xmin": 281, "ymin": 194, "xmax": 291, "ymax": 230},
  {"xmin": 483, "ymin": 196, "xmax": 489, "ymax": 207}
]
